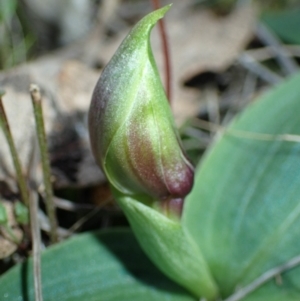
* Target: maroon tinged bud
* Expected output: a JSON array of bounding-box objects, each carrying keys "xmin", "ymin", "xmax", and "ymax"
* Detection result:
[{"xmin": 88, "ymin": 6, "xmax": 194, "ymax": 199}]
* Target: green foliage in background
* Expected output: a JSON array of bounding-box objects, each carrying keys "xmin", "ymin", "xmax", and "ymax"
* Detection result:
[
  {"xmin": 0, "ymin": 0, "xmax": 34, "ymax": 69},
  {"xmin": 262, "ymin": 8, "xmax": 300, "ymax": 44}
]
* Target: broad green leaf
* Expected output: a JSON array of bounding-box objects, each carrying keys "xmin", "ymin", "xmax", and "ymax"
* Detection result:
[
  {"xmin": 183, "ymin": 72, "xmax": 300, "ymax": 299},
  {"xmin": 262, "ymin": 9, "xmax": 300, "ymax": 44},
  {"xmin": 113, "ymin": 188, "xmax": 218, "ymax": 300},
  {"xmin": 0, "ymin": 229, "xmax": 195, "ymax": 301}
]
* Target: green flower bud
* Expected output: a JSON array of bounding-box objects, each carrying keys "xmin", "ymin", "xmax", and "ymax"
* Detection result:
[{"xmin": 88, "ymin": 5, "xmax": 194, "ymax": 199}]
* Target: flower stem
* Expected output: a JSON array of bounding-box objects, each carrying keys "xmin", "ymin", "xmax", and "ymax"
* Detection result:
[{"xmin": 151, "ymin": 0, "xmax": 172, "ymax": 103}]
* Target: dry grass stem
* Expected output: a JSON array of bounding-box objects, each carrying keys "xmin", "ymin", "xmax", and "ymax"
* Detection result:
[
  {"xmin": 30, "ymin": 192, "xmax": 44, "ymax": 301},
  {"xmin": 245, "ymin": 45, "xmax": 300, "ymax": 62},
  {"xmin": 54, "ymin": 197, "xmax": 96, "ymax": 211},
  {"xmin": 224, "ymin": 254, "xmax": 300, "ymax": 301},
  {"xmin": 30, "ymin": 84, "xmax": 58, "ymax": 244},
  {"xmin": 67, "ymin": 198, "xmax": 112, "ymax": 235},
  {"xmin": 38, "ymin": 209, "xmax": 70, "ymax": 239},
  {"xmin": 193, "ymin": 118, "xmax": 300, "ymax": 143},
  {"xmin": 0, "ymin": 91, "xmax": 30, "ymax": 206},
  {"xmin": 256, "ymin": 24, "xmax": 298, "ymax": 75},
  {"xmin": 238, "ymin": 53, "xmax": 283, "ymax": 85}
]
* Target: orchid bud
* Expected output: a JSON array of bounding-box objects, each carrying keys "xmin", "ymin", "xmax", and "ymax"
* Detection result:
[{"xmin": 88, "ymin": 5, "xmax": 194, "ymax": 199}]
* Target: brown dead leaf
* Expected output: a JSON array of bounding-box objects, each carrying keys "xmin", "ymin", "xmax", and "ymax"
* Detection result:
[
  {"xmin": 57, "ymin": 60, "xmax": 99, "ymax": 113},
  {"xmin": 166, "ymin": 2, "xmax": 256, "ymax": 80},
  {"xmin": 0, "ymin": 59, "xmax": 105, "ymax": 191},
  {"xmin": 99, "ymin": 0, "xmax": 256, "ymax": 124},
  {"xmin": 153, "ymin": 1, "xmax": 256, "ymax": 123}
]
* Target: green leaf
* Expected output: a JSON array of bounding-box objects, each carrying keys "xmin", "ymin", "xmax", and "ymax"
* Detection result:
[
  {"xmin": 183, "ymin": 72, "xmax": 300, "ymax": 299},
  {"xmin": 262, "ymin": 9, "xmax": 300, "ymax": 44},
  {"xmin": 0, "ymin": 229, "xmax": 195, "ymax": 301},
  {"xmin": 113, "ymin": 188, "xmax": 218, "ymax": 300}
]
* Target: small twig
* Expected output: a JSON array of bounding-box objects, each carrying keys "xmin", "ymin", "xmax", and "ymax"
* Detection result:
[
  {"xmin": 257, "ymin": 24, "xmax": 298, "ymax": 76},
  {"xmin": 245, "ymin": 45, "xmax": 300, "ymax": 62},
  {"xmin": 192, "ymin": 118, "xmax": 300, "ymax": 143},
  {"xmin": 286, "ymin": 45, "xmax": 300, "ymax": 58},
  {"xmin": 30, "ymin": 84, "xmax": 58, "ymax": 244},
  {"xmin": 245, "ymin": 47, "xmax": 280, "ymax": 61},
  {"xmin": 192, "ymin": 118, "xmax": 224, "ymax": 134},
  {"xmin": 0, "ymin": 91, "xmax": 30, "ymax": 206},
  {"xmin": 224, "ymin": 254, "xmax": 300, "ymax": 301},
  {"xmin": 26, "ymin": 132, "xmax": 41, "ymax": 183},
  {"xmin": 238, "ymin": 53, "xmax": 283, "ymax": 85},
  {"xmin": 29, "ymin": 192, "xmax": 44, "ymax": 301},
  {"xmin": 54, "ymin": 196, "xmax": 96, "ymax": 211},
  {"xmin": 203, "ymin": 86, "xmax": 221, "ymax": 127},
  {"xmin": 240, "ymin": 72, "xmax": 257, "ymax": 105},
  {"xmin": 228, "ymin": 131, "xmax": 300, "ymax": 143},
  {"xmin": 68, "ymin": 207, "xmax": 102, "ymax": 234},
  {"xmin": 37, "ymin": 209, "xmax": 70, "ymax": 238},
  {"xmin": 68, "ymin": 198, "xmax": 112, "ymax": 234},
  {"xmin": 151, "ymin": 0, "xmax": 172, "ymax": 103}
]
